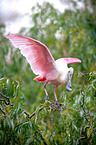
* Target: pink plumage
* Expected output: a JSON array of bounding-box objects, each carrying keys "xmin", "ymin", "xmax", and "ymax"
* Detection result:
[{"xmin": 6, "ymin": 34, "xmax": 81, "ymax": 102}]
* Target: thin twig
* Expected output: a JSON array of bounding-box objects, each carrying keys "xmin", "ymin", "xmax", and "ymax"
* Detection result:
[
  {"xmin": 28, "ymin": 101, "xmax": 68, "ymax": 119},
  {"xmin": 34, "ymin": 130, "xmax": 48, "ymax": 145},
  {"xmin": 0, "ymin": 92, "xmax": 14, "ymax": 106},
  {"xmin": 29, "ymin": 106, "xmax": 44, "ymax": 119},
  {"xmin": 39, "ymin": 131, "xmax": 48, "ymax": 145},
  {"xmin": 0, "ymin": 105, "xmax": 6, "ymax": 115},
  {"xmin": 80, "ymin": 72, "xmax": 89, "ymax": 121},
  {"xmin": 0, "ymin": 98, "xmax": 9, "ymax": 105},
  {"xmin": 0, "ymin": 92, "xmax": 9, "ymax": 99},
  {"xmin": 79, "ymin": 126, "xmax": 90, "ymax": 142}
]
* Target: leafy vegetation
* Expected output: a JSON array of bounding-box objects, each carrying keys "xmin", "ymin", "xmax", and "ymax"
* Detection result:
[{"xmin": 0, "ymin": 1, "xmax": 96, "ymax": 144}]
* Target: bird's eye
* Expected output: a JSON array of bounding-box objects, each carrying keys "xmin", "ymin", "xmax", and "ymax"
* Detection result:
[{"xmin": 68, "ymin": 67, "xmax": 74, "ymax": 74}]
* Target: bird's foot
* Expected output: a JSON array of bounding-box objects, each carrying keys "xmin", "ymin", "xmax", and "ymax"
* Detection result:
[
  {"xmin": 55, "ymin": 101, "xmax": 59, "ymax": 105},
  {"xmin": 53, "ymin": 101, "xmax": 59, "ymax": 106},
  {"xmin": 51, "ymin": 101, "xmax": 62, "ymax": 111},
  {"xmin": 46, "ymin": 95, "xmax": 49, "ymax": 101}
]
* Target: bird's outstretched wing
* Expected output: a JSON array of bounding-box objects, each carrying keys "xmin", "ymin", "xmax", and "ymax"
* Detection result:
[{"xmin": 6, "ymin": 34, "xmax": 57, "ymax": 80}]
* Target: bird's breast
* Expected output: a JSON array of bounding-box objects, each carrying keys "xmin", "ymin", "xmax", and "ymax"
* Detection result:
[
  {"xmin": 57, "ymin": 72, "xmax": 68, "ymax": 85},
  {"xmin": 55, "ymin": 60, "xmax": 69, "ymax": 85}
]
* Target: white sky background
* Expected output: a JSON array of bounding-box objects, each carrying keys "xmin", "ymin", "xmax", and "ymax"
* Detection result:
[
  {"xmin": 5, "ymin": 0, "xmax": 66, "ymax": 34},
  {"xmin": 0, "ymin": 0, "xmax": 84, "ymax": 34}
]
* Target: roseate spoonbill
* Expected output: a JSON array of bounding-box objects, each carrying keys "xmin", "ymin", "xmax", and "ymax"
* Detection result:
[{"xmin": 6, "ymin": 34, "xmax": 81, "ymax": 102}]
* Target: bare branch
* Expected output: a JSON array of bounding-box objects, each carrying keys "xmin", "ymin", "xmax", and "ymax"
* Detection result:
[
  {"xmin": 0, "ymin": 92, "xmax": 14, "ymax": 118},
  {"xmin": 78, "ymin": 126, "xmax": 90, "ymax": 143},
  {"xmin": 29, "ymin": 106, "xmax": 44, "ymax": 119},
  {"xmin": 34, "ymin": 130, "xmax": 48, "ymax": 145},
  {"xmin": 80, "ymin": 72, "xmax": 89, "ymax": 122},
  {"xmin": 0, "ymin": 92, "xmax": 9, "ymax": 99},
  {"xmin": 27, "ymin": 101, "xmax": 68, "ymax": 119},
  {"xmin": 0, "ymin": 105, "xmax": 6, "ymax": 115},
  {"xmin": 0, "ymin": 92, "xmax": 14, "ymax": 106},
  {"xmin": 39, "ymin": 131, "xmax": 48, "ymax": 145}
]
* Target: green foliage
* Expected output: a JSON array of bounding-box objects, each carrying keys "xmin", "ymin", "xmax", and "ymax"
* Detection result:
[
  {"xmin": 0, "ymin": 73, "xmax": 95, "ymax": 144},
  {"xmin": 0, "ymin": 1, "xmax": 96, "ymax": 144}
]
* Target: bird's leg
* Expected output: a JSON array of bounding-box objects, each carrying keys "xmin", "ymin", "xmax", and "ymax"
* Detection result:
[
  {"xmin": 43, "ymin": 82, "xmax": 49, "ymax": 100},
  {"xmin": 66, "ymin": 74, "xmax": 73, "ymax": 91},
  {"xmin": 54, "ymin": 86, "xmax": 58, "ymax": 103}
]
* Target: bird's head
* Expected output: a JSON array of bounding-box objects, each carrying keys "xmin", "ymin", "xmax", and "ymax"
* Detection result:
[{"xmin": 68, "ymin": 67, "xmax": 74, "ymax": 75}]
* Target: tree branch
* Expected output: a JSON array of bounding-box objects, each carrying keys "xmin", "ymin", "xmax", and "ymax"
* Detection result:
[
  {"xmin": 35, "ymin": 131, "xmax": 48, "ymax": 145},
  {"xmin": 39, "ymin": 131, "xmax": 48, "ymax": 145},
  {"xmin": 0, "ymin": 92, "xmax": 14, "ymax": 106},
  {"xmin": 80, "ymin": 72, "xmax": 89, "ymax": 122},
  {"xmin": 29, "ymin": 106, "xmax": 44, "ymax": 119},
  {"xmin": 0, "ymin": 105, "xmax": 6, "ymax": 115},
  {"xmin": 0, "ymin": 92, "xmax": 14, "ymax": 118},
  {"xmin": 26, "ymin": 101, "xmax": 67, "ymax": 119}
]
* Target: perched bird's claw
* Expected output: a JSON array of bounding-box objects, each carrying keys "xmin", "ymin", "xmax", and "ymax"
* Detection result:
[
  {"xmin": 46, "ymin": 95, "xmax": 49, "ymax": 101},
  {"xmin": 54, "ymin": 101, "xmax": 59, "ymax": 105}
]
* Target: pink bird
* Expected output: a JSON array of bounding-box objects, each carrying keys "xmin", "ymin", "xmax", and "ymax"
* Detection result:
[{"xmin": 6, "ymin": 34, "xmax": 81, "ymax": 102}]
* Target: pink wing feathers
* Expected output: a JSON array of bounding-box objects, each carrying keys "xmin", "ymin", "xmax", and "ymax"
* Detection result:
[{"xmin": 6, "ymin": 34, "xmax": 57, "ymax": 80}]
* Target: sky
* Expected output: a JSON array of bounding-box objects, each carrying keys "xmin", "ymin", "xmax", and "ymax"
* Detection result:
[
  {"xmin": 0, "ymin": 0, "xmax": 83, "ymax": 34},
  {"xmin": 5, "ymin": 0, "xmax": 66, "ymax": 34}
]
